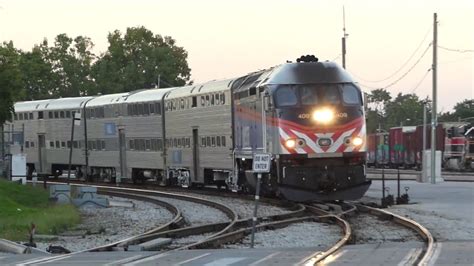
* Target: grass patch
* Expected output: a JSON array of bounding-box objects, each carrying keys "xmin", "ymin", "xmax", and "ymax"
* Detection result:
[{"xmin": 0, "ymin": 179, "xmax": 81, "ymax": 241}]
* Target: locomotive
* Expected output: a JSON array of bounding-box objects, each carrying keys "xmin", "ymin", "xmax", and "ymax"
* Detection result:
[{"xmin": 4, "ymin": 55, "xmax": 371, "ymax": 201}]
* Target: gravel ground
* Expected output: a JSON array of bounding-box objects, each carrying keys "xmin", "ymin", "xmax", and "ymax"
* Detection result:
[
  {"xmin": 361, "ymin": 194, "xmax": 474, "ymax": 242},
  {"xmin": 178, "ymin": 192, "xmax": 291, "ymax": 219},
  {"xmin": 349, "ymin": 213, "xmax": 423, "ymax": 244},
  {"xmin": 34, "ymin": 196, "xmax": 174, "ymax": 252},
  {"xmin": 149, "ymin": 196, "xmax": 230, "ymax": 226},
  {"xmin": 224, "ymin": 222, "xmax": 341, "ymax": 249},
  {"xmin": 386, "ymin": 205, "xmax": 474, "ymax": 242}
]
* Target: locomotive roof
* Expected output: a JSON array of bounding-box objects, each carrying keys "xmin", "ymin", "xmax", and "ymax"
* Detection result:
[
  {"xmin": 165, "ymin": 79, "xmax": 233, "ymax": 99},
  {"xmin": 86, "ymin": 93, "xmax": 129, "ymax": 107},
  {"xmin": 263, "ymin": 61, "xmax": 355, "ymax": 85}
]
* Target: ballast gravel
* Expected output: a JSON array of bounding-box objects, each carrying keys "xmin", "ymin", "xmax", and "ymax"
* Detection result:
[
  {"xmin": 224, "ymin": 222, "xmax": 341, "ymax": 249},
  {"xmin": 148, "ymin": 196, "xmax": 229, "ymax": 225},
  {"xmin": 179, "ymin": 192, "xmax": 291, "ymax": 219},
  {"xmin": 35, "ymin": 196, "xmax": 173, "ymax": 252},
  {"xmin": 349, "ymin": 213, "xmax": 423, "ymax": 244}
]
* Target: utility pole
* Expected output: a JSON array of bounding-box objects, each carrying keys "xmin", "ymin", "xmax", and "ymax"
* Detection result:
[
  {"xmin": 341, "ymin": 6, "xmax": 348, "ymax": 69},
  {"xmin": 430, "ymin": 13, "xmax": 438, "ymax": 184}
]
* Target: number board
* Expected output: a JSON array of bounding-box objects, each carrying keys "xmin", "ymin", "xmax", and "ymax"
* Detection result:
[{"xmin": 252, "ymin": 153, "xmax": 271, "ymax": 173}]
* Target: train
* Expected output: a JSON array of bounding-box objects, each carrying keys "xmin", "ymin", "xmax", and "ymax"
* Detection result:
[
  {"xmin": 367, "ymin": 122, "xmax": 474, "ymax": 171},
  {"xmin": 3, "ymin": 55, "xmax": 371, "ymax": 202}
]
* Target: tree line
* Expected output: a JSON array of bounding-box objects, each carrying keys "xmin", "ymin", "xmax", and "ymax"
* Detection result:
[
  {"xmin": 366, "ymin": 88, "xmax": 473, "ymax": 133},
  {"xmin": 0, "ymin": 26, "xmax": 191, "ymax": 125}
]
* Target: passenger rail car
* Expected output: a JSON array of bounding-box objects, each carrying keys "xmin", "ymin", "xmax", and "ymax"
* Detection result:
[{"xmin": 5, "ymin": 56, "xmax": 371, "ymax": 201}]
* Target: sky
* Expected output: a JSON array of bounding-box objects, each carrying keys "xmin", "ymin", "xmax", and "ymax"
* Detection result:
[{"xmin": 0, "ymin": 0, "xmax": 472, "ymax": 112}]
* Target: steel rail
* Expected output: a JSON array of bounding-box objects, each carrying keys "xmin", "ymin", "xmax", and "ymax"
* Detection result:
[
  {"xmin": 301, "ymin": 204, "xmax": 354, "ymax": 265},
  {"xmin": 18, "ymin": 184, "xmax": 239, "ymax": 265},
  {"xmin": 355, "ymin": 204, "xmax": 435, "ymax": 265}
]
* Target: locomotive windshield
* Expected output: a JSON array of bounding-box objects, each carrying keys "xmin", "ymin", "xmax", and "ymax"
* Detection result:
[{"xmin": 274, "ymin": 84, "xmax": 361, "ymax": 107}]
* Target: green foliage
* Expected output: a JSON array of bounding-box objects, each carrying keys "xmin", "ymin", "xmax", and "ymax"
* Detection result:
[
  {"xmin": 0, "ymin": 41, "xmax": 23, "ymax": 125},
  {"xmin": 92, "ymin": 26, "xmax": 191, "ymax": 94},
  {"xmin": 0, "ymin": 180, "xmax": 80, "ymax": 240}
]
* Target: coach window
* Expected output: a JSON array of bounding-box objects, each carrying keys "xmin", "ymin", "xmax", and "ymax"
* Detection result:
[
  {"xmin": 180, "ymin": 99, "xmax": 185, "ymax": 109},
  {"xmin": 151, "ymin": 139, "xmax": 157, "ymax": 151},
  {"xmin": 132, "ymin": 139, "xmax": 138, "ymax": 150},
  {"xmin": 73, "ymin": 141, "xmax": 78, "ymax": 148},
  {"xmin": 129, "ymin": 140, "xmax": 135, "ymax": 150},
  {"xmin": 29, "ymin": 113, "xmax": 33, "ymax": 119},
  {"xmin": 19, "ymin": 113, "xmax": 24, "ymax": 120},
  {"xmin": 102, "ymin": 140, "xmax": 106, "ymax": 150},
  {"xmin": 211, "ymin": 136, "xmax": 216, "ymax": 147},
  {"xmin": 216, "ymin": 136, "xmax": 221, "ymax": 147},
  {"xmin": 201, "ymin": 96, "xmax": 205, "ymax": 107},
  {"xmin": 206, "ymin": 95, "xmax": 210, "ymax": 106},
  {"xmin": 177, "ymin": 138, "xmax": 182, "ymax": 147},
  {"xmin": 50, "ymin": 141, "xmax": 54, "ymax": 148},
  {"xmin": 67, "ymin": 141, "xmax": 71, "ymax": 148},
  {"xmin": 61, "ymin": 141, "xmax": 66, "ymax": 148},
  {"xmin": 145, "ymin": 139, "xmax": 151, "ymax": 150},
  {"xmin": 249, "ymin": 87, "xmax": 256, "ymax": 96},
  {"xmin": 60, "ymin": 111, "xmax": 65, "ymax": 118},
  {"xmin": 25, "ymin": 141, "xmax": 30, "ymax": 148},
  {"xmin": 221, "ymin": 93, "xmax": 226, "ymax": 105},
  {"xmin": 150, "ymin": 103, "xmax": 155, "ymax": 114},
  {"xmin": 211, "ymin": 95, "xmax": 215, "ymax": 106},
  {"xmin": 157, "ymin": 139, "xmax": 163, "ymax": 151},
  {"xmin": 55, "ymin": 141, "xmax": 60, "ymax": 148},
  {"xmin": 48, "ymin": 112, "xmax": 53, "ymax": 119},
  {"xmin": 206, "ymin": 136, "xmax": 211, "ymax": 147},
  {"xmin": 221, "ymin": 136, "xmax": 226, "ymax": 147},
  {"xmin": 91, "ymin": 108, "xmax": 96, "ymax": 118},
  {"xmin": 138, "ymin": 139, "xmax": 145, "ymax": 151},
  {"xmin": 192, "ymin": 96, "xmax": 197, "ymax": 108},
  {"xmin": 144, "ymin": 103, "xmax": 150, "ymax": 115},
  {"xmin": 156, "ymin": 102, "xmax": 162, "ymax": 115},
  {"xmin": 38, "ymin": 111, "xmax": 44, "ymax": 119},
  {"xmin": 201, "ymin": 137, "xmax": 206, "ymax": 147}
]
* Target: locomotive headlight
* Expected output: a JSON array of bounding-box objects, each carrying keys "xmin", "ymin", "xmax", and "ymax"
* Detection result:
[
  {"xmin": 352, "ymin": 137, "xmax": 363, "ymax": 146},
  {"xmin": 312, "ymin": 109, "xmax": 334, "ymax": 123},
  {"xmin": 285, "ymin": 139, "xmax": 296, "ymax": 149}
]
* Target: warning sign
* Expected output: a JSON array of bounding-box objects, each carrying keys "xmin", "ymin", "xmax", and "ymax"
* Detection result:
[{"xmin": 252, "ymin": 153, "xmax": 271, "ymax": 173}]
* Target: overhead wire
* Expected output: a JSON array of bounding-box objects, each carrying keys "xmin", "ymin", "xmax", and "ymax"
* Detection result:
[
  {"xmin": 438, "ymin": 45, "xmax": 474, "ymax": 53},
  {"xmin": 349, "ymin": 26, "xmax": 432, "ymax": 83},
  {"xmin": 410, "ymin": 68, "xmax": 431, "ymax": 93}
]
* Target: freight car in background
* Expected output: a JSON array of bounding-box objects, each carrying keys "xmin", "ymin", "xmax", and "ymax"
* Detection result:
[
  {"xmin": 366, "ymin": 132, "xmax": 389, "ymax": 168},
  {"xmin": 367, "ymin": 122, "xmax": 473, "ymax": 171}
]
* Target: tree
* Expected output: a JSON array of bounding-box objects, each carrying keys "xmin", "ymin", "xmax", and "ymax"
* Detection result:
[
  {"xmin": 0, "ymin": 41, "xmax": 23, "ymax": 125},
  {"xmin": 384, "ymin": 93, "xmax": 424, "ymax": 128},
  {"xmin": 92, "ymin": 26, "xmax": 191, "ymax": 94},
  {"xmin": 18, "ymin": 40, "xmax": 57, "ymax": 100},
  {"xmin": 45, "ymin": 34, "xmax": 97, "ymax": 97},
  {"xmin": 366, "ymin": 88, "xmax": 392, "ymax": 133},
  {"xmin": 439, "ymin": 99, "xmax": 474, "ymax": 123}
]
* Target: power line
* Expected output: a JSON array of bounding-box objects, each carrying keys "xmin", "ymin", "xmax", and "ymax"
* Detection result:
[
  {"xmin": 438, "ymin": 45, "xmax": 474, "ymax": 53},
  {"xmin": 357, "ymin": 43, "xmax": 432, "ymax": 91},
  {"xmin": 383, "ymin": 43, "xmax": 432, "ymax": 89},
  {"xmin": 410, "ymin": 68, "xmax": 431, "ymax": 93},
  {"xmin": 350, "ymin": 26, "xmax": 432, "ymax": 83}
]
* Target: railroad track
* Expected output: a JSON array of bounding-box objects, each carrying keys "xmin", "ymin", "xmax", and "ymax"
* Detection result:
[
  {"xmin": 17, "ymin": 183, "xmax": 304, "ymax": 265},
  {"xmin": 301, "ymin": 202, "xmax": 435, "ymax": 266}
]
